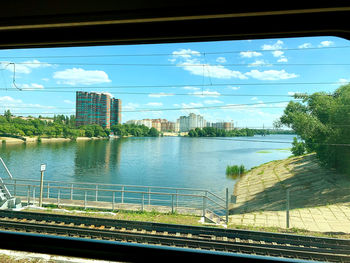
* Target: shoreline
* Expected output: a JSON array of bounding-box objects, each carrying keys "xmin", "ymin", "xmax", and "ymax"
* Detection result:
[{"xmin": 1, "ymin": 136, "xmax": 109, "ymax": 145}]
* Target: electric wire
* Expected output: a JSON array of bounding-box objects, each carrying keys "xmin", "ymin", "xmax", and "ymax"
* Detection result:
[{"xmin": 0, "ymin": 44, "xmax": 348, "ymax": 59}]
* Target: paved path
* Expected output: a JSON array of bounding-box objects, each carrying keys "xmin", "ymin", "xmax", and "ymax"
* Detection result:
[
  {"xmin": 229, "ymin": 154, "xmax": 350, "ymax": 233},
  {"xmin": 229, "ymin": 203, "xmax": 350, "ymax": 233}
]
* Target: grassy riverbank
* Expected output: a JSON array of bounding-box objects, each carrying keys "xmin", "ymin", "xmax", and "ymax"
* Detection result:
[
  {"xmin": 231, "ymin": 153, "xmax": 350, "ymax": 213},
  {"xmin": 229, "ymin": 153, "xmax": 350, "ymax": 233}
]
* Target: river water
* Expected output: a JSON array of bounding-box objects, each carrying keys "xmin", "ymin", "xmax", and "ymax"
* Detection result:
[{"xmin": 0, "ymin": 135, "xmax": 294, "ymax": 196}]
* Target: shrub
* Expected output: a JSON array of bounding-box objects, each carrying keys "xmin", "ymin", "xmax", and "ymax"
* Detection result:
[
  {"xmin": 226, "ymin": 164, "xmax": 246, "ymax": 176},
  {"xmin": 291, "ymin": 137, "xmax": 305, "ymax": 156}
]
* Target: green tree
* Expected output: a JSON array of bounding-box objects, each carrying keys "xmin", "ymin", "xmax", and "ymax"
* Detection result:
[
  {"xmin": 278, "ymin": 84, "xmax": 350, "ymax": 174},
  {"xmin": 4, "ymin": 110, "xmax": 11, "ymax": 122},
  {"xmin": 148, "ymin": 127, "xmax": 159, "ymax": 137}
]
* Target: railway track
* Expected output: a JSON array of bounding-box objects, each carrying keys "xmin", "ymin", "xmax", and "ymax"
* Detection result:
[{"xmin": 0, "ymin": 210, "xmax": 348, "ymax": 262}]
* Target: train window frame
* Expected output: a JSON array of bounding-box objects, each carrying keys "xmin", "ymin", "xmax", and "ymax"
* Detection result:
[{"xmin": 0, "ymin": 2, "xmax": 350, "ymax": 262}]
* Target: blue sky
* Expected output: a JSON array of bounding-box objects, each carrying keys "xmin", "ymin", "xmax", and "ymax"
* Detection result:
[{"xmin": 0, "ymin": 36, "xmax": 350, "ymax": 128}]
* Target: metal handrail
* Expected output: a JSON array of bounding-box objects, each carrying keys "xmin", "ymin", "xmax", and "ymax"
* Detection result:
[
  {"xmin": 0, "ymin": 157, "xmax": 13, "ymax": 179},
  {"xmin": 6, "ymin": 179, "xmax": 229, "ymax": 224},
  {"xmin": 4, "ymin": 178, "xmax": 209, "ymax": 193}
]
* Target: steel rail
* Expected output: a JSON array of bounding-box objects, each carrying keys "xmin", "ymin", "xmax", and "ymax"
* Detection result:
[
  {"xmin": 0, "ymin": 219, "xmax": 348, "ymax": 262},
  {"xmin": 0, "ymin": 210, "xmax": 348, "ymax": 253}
]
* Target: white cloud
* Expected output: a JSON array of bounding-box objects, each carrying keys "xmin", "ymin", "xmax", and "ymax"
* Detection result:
[
  {"xmin": 272, "ymin": 50, "xmax": 284, "ymax": 57},
  {"xmin": 248, "ymin": 60, "xmax": 268, "ymax": 67},
  {"xmin": 277, "ymin": 57, "xmax": 288, "ymax": 63},
  {"xmin": 124, "ymin": 103, "xmax": 140, "ymax": 111},
  {"xmin": 261, "ymin": 40, "xmax": 284, "ymax": 50},
  {"xmin": 251, "ymin": 97, "xmax": 258, "ymax": 100},
  {"xmin": 183, "ymin": 86, "xmax": 200, "ymax": 91},
  {"xmin": 298, "ymin": 43, "xmax": 312, "ymax": 49},
  {"xmin": 2, "ymin": 59, "xmax": 52, "ymax": 74},
  {"xmin": 271, "ymin": 50, "xmax": 288, "ymax": 62},
  {"xmin": 229, "ymin": 86, "xmax": 240, "ymax": 90},
  {"xmin": 172, "ymin": 49, "xmax": 200, "ymax": 58},
  {"xmin": 337, "ymin": 78, "xmax": 350, "ymax": 85},
  {"xmin": 240, "ymin": 51, "xmax": 262, "ymax": 58},
  {"xmin": 319, "ymin": 41, "xmax": 334, "ymax": 47},
  {"xmin": 216, "ymin": 57, "xmax": 227, "ymax": 63},
  {"xmin": 182, "ymin": 102, "xmax": 203, "ymax": 107},
  {"xmin": 0, "ymin": 96, "xmax": 58, "ymax": 115},
  {"xmin": 180, "ymin": 61, "xmax": 247, "ymax": 79},
  {"xmin": 181, "ymin": 102, "xmax": 204, "ymax": 114},
  {"xmin": 53, "ymin": 68, "xmax": 111, "ymax": 85},
  {"xmin": 19, "ymin": 83, "xmax": 44, "ymax": 90},
  {"xmin": 146, "ymin": 102, "xmax": 163, "ymax": 107},
  {"xmin": 63, "ymin": 100, "xmax": 74, "ymax": 104},
  {"xmin": 148, "ymin": 92, "xmax": 174, "ymax": 98},
  {"xmin": 171, "ymin": 48, "xmax": 247, "ymax": 80},
  {"xmin": 203, "ymin": 100, "xmax": 223, "ymax": 104},
  {"xmin": 0, "ymin": 96, "xmax": 22, "ymax": 104},
  {"xmin": 190, "ymin": 90, "xmax": 221, "ymax": 97},
  {"xmin": 245, "ymin": 69, "xmax": 298, "ymax": 80}
]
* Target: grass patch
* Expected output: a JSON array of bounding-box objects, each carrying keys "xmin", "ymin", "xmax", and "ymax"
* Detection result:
[
  {"xmin": 276, "ymin": 148, "xmax": 291, "ymax": 151},
  {"xmin": 256, "ymin": 150, "xmax": 272, "ymax": 154},
  {"xmin": 0, "ymin": 255, "xmax": 52, "ymax": 263},
  {"xmin": 229, "ymin": 224, "xmax": 350, "ymax": 239},
  {"xmin": 257, "ymin": 148, "xmax": 291, "ymax": 154},
  {"xmin": 25, "ymin": 205, "xmax": 203, "ymax": 226}
]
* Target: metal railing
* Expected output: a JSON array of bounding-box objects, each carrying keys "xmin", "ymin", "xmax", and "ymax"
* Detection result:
[{"xmin": 3, "ymin": 178, "xmax": 228, "ymax": 224}]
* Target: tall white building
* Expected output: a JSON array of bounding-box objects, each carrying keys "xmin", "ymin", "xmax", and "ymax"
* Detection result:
[{"xmin": 177, "ymin": 113, "xmax": 207, "ymax": 132}]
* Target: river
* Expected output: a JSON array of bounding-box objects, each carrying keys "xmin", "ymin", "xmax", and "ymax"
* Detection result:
[{"xmin": 0, "ymin": 135, "xmax": 294, "ymax": 196}]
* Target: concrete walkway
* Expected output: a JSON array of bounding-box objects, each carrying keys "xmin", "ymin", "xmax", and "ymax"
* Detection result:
[
  {"xmin": 229, "ymin": 202, "xmax": 350, "ymax": 233},
  {"xmin": 229, "ymin": 154, "xmax": 350, "ymax": 233}
]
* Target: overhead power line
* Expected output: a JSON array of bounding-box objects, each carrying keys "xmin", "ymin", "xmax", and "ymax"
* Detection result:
[
  {"xmin": 0, "ymin": 45, "xmax": 348, "ymax": 59},
  {"xmin": 5, "ymin": 62, "xmax": 350, "ymax": 67},
  {"xmin": 0, "ymin": 89, "xmax": 300, "ymax": 97},
  {"xmin": 0, "ymin": 81, "xmax": 347, "ymax": 93},
  {"xmin": 0, "ymin": 100, "xmax": 294, "ymax": 114}
]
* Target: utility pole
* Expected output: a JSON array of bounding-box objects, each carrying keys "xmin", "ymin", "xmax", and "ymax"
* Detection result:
[{"xmin": 39, "ymin": 163, "xmax": 46, "ymax": 207}]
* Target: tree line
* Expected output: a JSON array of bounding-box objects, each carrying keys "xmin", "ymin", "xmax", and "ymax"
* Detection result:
[
  {"xmin": 187, "ymin": 126, "xmax": 294, "ymax": 137},
  {"xmin": 110, "ymin": 123, "xmax": 159, "ymax": 137},
  {"xmin": 0, "ymin": 111, "xmax": 159, "ymax": 140},
  {"xmin": 0, "ymin": 112, "xmax": 110, "ymax": 139},
  {"xmin": 276, "ymin": 84, "xmax": 350, "ymax": 174}
]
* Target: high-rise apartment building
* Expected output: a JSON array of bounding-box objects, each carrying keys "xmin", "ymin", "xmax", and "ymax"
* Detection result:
[
  {"xmin": 76, "ymin": 91, "xmax": 122, "ymax": 129},
  {"xmin": 177, "ymin": 113, "xmax": 206, "ymax": 132}
]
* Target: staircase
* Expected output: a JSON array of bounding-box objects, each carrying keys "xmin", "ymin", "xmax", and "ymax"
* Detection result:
[
  {"xmin": 0, "ymin": 157, "xmax": 22, "ymax": 209},
  {"xmin": 204, "ymin": 209, "xmax": 227, "ymax": 226}
]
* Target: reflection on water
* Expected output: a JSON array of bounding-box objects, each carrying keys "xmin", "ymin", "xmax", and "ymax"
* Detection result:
[
  {"xmin": 0, "ymin": 135, "xmax": 293, "ymax": 196},
  {"xmin": 74, "ymin": 139, "xmax": 122, "ymax": 180}
]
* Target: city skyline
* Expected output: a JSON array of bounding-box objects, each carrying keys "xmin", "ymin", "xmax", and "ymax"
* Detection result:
[
  {"xmin": 0, "ymin": 36, "xmax": 349, "ymax": 128},
  {"xmin": 127, "ymin": 113, "xmax": 235, "ymax": 132}
]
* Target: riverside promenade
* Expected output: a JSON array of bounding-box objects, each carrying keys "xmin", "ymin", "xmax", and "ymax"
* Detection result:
[{"xmin": 229, "ymin": 154, "xmax": 350, "ymax": 233}]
